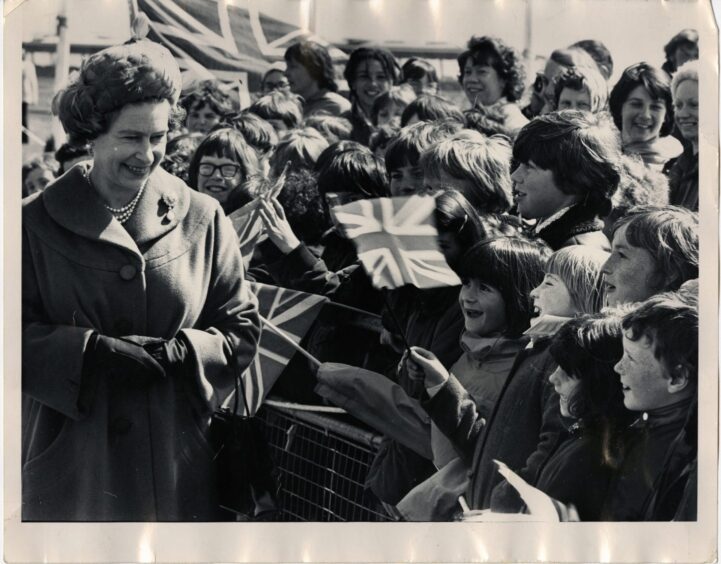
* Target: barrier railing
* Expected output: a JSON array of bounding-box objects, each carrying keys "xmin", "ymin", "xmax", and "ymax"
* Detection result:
[{"xmin": 257, "ymin": 400, "xmax": 397, "ymax": 522}]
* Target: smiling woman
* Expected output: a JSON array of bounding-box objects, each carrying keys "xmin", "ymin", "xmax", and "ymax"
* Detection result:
[{"xmin": 22, "ymin": 40, "xmax": 261, "ymax": 521}]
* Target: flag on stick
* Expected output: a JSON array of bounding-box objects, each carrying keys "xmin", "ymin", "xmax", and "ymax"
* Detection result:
[
  {"xmin": 234, "ymin": 282, "xmax": 327, "ymax": 416},
  {"xmin": 331, "ymin": 195, "xmax": 461, "ymax": 290}
]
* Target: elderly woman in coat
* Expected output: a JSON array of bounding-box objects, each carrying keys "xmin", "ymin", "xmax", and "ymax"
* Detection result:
[{"xmin": 22, "ymin": 40, "xmax": 261, "ymax": 521}]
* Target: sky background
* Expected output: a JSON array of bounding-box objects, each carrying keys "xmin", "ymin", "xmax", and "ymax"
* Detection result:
[{"xmin": 19, "ymin": 0, "xmax": 712, "ymax": 82}]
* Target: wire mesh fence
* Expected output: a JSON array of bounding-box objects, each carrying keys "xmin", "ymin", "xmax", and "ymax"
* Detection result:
[{"xmin": 257, "ymin": 402, "xmax": 397, "ymax": 522}]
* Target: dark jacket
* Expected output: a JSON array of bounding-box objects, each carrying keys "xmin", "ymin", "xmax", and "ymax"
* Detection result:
[
  {"xmin": 529, "ymin": 420, "xmax": 627, "ymax": 521},
  {"xmin": 343, "ymin": 103, "xmax": 375, "ymax": 146},
  {"xmin": 603, "ymin": 398, "xmax": 693, "ymax": 521},
  {"xmin": 664, "ymin": 146, "xmax": 698, "ymax": 212},
  {"xmin": 534, "ymin": 203, "xmax": 611, "ymax": 251},
  {"xmin": 643, "ymin": 399, "xmax": 697, "ymax": 521},
  {"xmin": 424, "ymin": 337, "xmax": 564, "ymax": 510},
  {"xmin": 22, "ymin": 166, "xmax": 261, "ymax": 521}
]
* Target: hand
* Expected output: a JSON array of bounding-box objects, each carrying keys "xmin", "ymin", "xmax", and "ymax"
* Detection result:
[
  {"xmin": 409, "ymin": 346, "xmax": 450, "ymax": 389},
  {"xmin": 90, "ymin": 334, "xmax": 166, "ymax": 386},
  {"xmin": 257, "ymin": 198, "xmax": 301, "ymax": 254}
]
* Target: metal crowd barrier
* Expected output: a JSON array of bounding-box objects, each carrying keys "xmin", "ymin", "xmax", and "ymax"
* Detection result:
[{"xmin": 257, "ymin": 400, "xmax": 397, "ymax": 522}]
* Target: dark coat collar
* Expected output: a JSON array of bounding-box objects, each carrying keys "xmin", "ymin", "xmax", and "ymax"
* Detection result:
[
  {"xmin": 42, "ymin": 164, "xmax": 190, "ymax": 256},
  {"xmin": 536, "ymin": 203, "xmax": 605, "ymax": 250}
]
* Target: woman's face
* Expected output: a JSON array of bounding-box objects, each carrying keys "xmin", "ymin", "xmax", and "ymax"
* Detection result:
[
  {"xmin": 557, "ymin": 87, "xmax": 592, "ymax": 112},
  {"xmin": 285, "ymin": 58, "xmax": 317, "ymax": 99},
  {"xmin": 673, "ymin": 79, "xmax": 699, "ymax": 144},
  {"xmin": 91, "ymin": 100, "xmax": 169, "ymax": 196},
  {"xmin": 196, "ymin": 154, "xmax": 243, "ymax": 204},
  {"xmin": 186, "ymin": 102, "xmax": 221, "ymax": 134},
  {"xmin": 548, "ymin": 366, "xmax": 580, "ymax": 418},
  {"xmin": 462, "ymin": 59, "xmax": 505, "ymax": 106},
  {"xmin": 529, "ymin": 273, "xmax": 576, "ymax": 318},
  {"xmin": 458, "ymin": 279, "xmax": 507, "ymax": 336},
  {"xmin": 620, "ymin": 85, "xmax": 667, "ymax": 145},
  {"xmin": 351, "ymin": 59, "xmax": 392, "ymax": 113},
  {"xmin": 263, "ymin": 69, "xmax": 290, "ymax": 95}
]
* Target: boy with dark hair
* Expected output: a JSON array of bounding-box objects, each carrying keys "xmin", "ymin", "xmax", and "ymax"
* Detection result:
[
  {"xmin": 511, "ymin": 110, "xmax": 622, "ymax": 250},
  {"xmin": 605, "ymin": 291, "xmax": 698, "ymax": 520},
  {"xmin": 384, "ymin": 119, "xmax": 463, "ymax": 196}
]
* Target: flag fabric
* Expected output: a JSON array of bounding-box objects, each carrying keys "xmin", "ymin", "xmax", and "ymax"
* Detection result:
[
  {"xmin": 331, "ymin": 195, "xmax": 462, "ymax": 290},
  {"xmin": 136, "ymin": 0, "xmax": 346, "ymax": 83},
  {"xmin": 234, "ymin": 282, "xmax": 328, "ymax": 416},
  {"xmin": 228, "ymin": 200, "xmax": 264, "ymax": 269}
]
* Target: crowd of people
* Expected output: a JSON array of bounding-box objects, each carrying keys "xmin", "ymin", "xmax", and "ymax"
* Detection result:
[{"xmin": 21, "ymin": 25, "xmax": 701, "ymax": 523}]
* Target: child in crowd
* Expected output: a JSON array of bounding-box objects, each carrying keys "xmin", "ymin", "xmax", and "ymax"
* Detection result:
[
  {"xmin": 385, "ymin": 119, "xmax": 464, "ymax": 196},
  {"xmin": 602, "ymin": 205, "xmax": 698, "ymax": 306},
  {"xmin": 398, "ymin": 236, "xmax": 550, "ymax": 518},
  {"xmin": 511, "ymin": 110, "xmax": 622, "ymax": 250},
  {"xmin": 401, "ymin": 58, "xmax": 439, "ymax": 96},
  {"xmin": 187, "ymin": 128, "xmax": 259, "ymax": 212},
  {"xmin": 400, "ymin": 94, "xmax": 465, "ymax": 127},
  {"xmin": 371, "ymin": 85, "xmax": 417, "ymax": 128},
  {"xmin": 267, "ymin": 127, "xmax": 329, "ymax": 177},
  {"xmin": 225, "ymin": 111, "xmax": 279, "ymax": 176},
  {"xmin": 161, "ymin": 133, "xmax": 203, "ymax": 185},
  {"xmin": 521, "ymin": 313, "xmax": 634, "ymax": 520},
  {"xmin": 369, "ymin": 124, "xmax": 401, "ymax": 159},
  {"xmin": 304, "ymin": 114, "xmax": 354, "ymax": 145},
  {"xmin": 249, "ymin": 90, "xmax": 304, "ymax": 134},
  {"xmin": 22, "ymin": 156, "xmax": 58, "ymax": 198},
  {"xmin": 605, "ymin": 290, "xmax": 698, "ymax": 520},
  {"xmin": 553, "ymin": 65, "xmax": 609, "ymax": 113},
  {"xmin": 180, "ymin": 79, "xmax": 234, "ymax": 135},
  {"xmin": 420, "ymin": 130, "xmax": 513, "ymax": 213}
]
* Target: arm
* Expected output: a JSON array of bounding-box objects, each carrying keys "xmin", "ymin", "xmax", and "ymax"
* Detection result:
[
  {"xmin": 22, "ymin": 228, "xmax": 94, "ymax": 420},
  {"xmin": 180, "ymin": 208, "xmax": 261, "ymax": 413}
]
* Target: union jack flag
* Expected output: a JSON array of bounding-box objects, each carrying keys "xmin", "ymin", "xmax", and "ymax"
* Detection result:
[
  {"xmin": 233, "ymin": 282, "xmax": 327, "ymax": 416},
  {"xmin": 331, "ymin": 195, "xmax": 461, "ymax": 290},
  {"xmin": 136, "ymin": 0, "xmax": 347, "ymax": 83},
  {"xmin": 228, "ymin": 201, "xmax": 263, "ymax": 269}
]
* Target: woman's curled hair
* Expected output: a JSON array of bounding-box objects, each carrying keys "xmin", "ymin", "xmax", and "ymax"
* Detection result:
[
  {"xmin": 53, "ymin": 40, "xmax": 182, "ymax": 146},
  {"xmin": 457, "ymin": 36, "xmax": 527, "ymax": 103}
]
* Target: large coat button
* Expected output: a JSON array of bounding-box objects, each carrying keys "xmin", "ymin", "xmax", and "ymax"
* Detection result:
[{"xmin": 119, "ymin": 264, "xmax": 137, "ymax": 280}]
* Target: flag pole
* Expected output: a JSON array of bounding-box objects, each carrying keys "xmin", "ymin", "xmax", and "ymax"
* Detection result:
[
  {"xmin": 51, "ymin": 0, "xmax": 71, "ymax": 148},
  {"xmin": 259, "ymin": 314, "xmax": 322, "ymax": 368},
  {"xmin": 381, "ymin": 292, "xmax": 411, "ymax": 353}
]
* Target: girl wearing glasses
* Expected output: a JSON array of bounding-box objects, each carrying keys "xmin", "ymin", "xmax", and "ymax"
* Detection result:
[{"xmin": 188, "ymin": 128, "xmax": 260, "ymax": 212}]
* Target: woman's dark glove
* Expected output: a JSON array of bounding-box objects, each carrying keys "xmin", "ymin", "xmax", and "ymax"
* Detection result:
[
  {"xmin": 142, "ymin": 335, "xmax": 190, "ymax": 373},
  {"xmin": 86, "ymin": 333, "xmax": 167, "ymax": 386}
]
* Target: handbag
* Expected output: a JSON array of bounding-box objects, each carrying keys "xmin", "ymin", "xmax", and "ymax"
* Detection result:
[{"xmin": 210, "ymin": 351, "xmax": 280, "ymax": 520}]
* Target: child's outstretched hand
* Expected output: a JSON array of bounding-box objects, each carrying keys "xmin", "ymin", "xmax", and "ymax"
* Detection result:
[
  {"xmin": 258, "ymin": 197, "xmax": 301, "ymax": 254},
  {"xmin": 408, "ymin": 346, "xmax": 450, "ymax": 389}
]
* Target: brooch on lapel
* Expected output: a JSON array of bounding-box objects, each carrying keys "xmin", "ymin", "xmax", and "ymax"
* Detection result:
[{"xmin": 160, "ymin": 193, "xmax": 177, "ymax": 223}]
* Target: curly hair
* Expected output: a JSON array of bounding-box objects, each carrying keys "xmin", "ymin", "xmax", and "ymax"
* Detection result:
[
  {"xmin": 457, "ymin": 36, "xmax": 526, "ymax": 102},
  {"xmin": 276, "ymin": 168, "xmax": 329, "ymax": 245},
  {"xmin": 284, "ymin": 41, "xmax": 339, "ymax": 92},
  {"xmin": 662, "ymin": 29, "xmax": 699, "ymax": 75},
  {"xmin": 52, "ymin": 40, "xmax": 182, "ymax": 146},
  {"xmin": 179, "ymin": 79, "xmax": 234, "ymax": 118}
]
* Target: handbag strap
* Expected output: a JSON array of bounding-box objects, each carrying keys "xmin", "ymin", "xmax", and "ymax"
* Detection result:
[{"xmin": 230, "ymin": 338, "xmax": 252, "ymax": 419}]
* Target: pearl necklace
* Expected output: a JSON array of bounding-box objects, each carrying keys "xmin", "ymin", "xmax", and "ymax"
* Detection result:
[{"xmin": 87, "ymin": 170, "xmax": 146, "ymax": 224}]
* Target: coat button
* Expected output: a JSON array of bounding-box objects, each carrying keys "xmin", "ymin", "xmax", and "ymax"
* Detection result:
[
  {"xmin": 109, "ymin": 417, "xmax": 132, "ymax": 435},
  {"xmin": 119, "ymin": 264, "xmax": 137, "ymax": 280}
]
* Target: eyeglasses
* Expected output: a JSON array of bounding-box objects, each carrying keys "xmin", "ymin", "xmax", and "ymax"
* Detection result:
[
  {"xmin": 198, "ymin": 163, "xmax": 240, "ymax": 178},
  {"xmin": 533, "ymin": 73, "xmax": 549, "ymax": 94}
]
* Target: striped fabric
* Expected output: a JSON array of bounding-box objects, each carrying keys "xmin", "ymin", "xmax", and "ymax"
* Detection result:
[
  {"xmin": 331, "ymin": 195, "xmax": 462, "ymax": 290},
  {"xmin": 136, "ymin": 0, "xmax": 346, "ymax": 82}
]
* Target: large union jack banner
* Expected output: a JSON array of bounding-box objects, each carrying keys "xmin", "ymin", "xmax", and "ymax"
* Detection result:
[
  {"xmin": 234, "ymin": 282, "xmax": 327, "ymax": 416},
  {"xmin": 331, "ymin": 195, "xmax": 461, "ymax": 290},
  {"xmin": 136, "ymin": 0, "xmax": 346, "ymax": 82}
]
